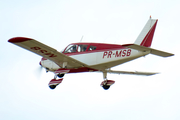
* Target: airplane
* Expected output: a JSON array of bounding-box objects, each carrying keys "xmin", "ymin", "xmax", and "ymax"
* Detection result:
[{"xmin": 8, "ymin": 16, "xmax": 174, "ymax": 90}]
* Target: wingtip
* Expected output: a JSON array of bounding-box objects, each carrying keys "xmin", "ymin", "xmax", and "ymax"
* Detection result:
[
  {"xmin": 152, "ymin": 72, "xmax": 160, "ymax": 75},
  {"xmin": 8, "ymin": 37, "xmax": 32, "ymax": 43}
]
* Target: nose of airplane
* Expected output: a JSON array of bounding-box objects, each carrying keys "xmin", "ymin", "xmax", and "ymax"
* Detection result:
[
  {"xmin": 39, "ymin": 57, "xmax": 60, "ymax": 71},
  {"xmin": 39, "ymin": 57, "xmax": 46, "ymax": 66},
  {"xmin": 40, "ymin": 57, "xmax": 47, "ymax": 65}
]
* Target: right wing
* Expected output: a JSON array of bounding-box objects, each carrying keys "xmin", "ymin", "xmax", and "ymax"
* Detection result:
[
  {"xmin": 105, "ymin": 69, "xmax": 158, "ymax": 76},
  {"xmin": 8, "ymin": 37, "xmax": 88, "ymax": 68}
]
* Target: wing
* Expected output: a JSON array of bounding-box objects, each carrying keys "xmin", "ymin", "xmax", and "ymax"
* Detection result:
[
  {"xmin": 8, "ymin": 37, "xmax": 88, "ymax": 68},
  {"xmin": 105, "ymin": 69, "xmax": 158, "ymax": 76}
]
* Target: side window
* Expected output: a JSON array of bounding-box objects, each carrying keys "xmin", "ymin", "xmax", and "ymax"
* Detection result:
[
  {"xmin": 77, "ymin": 45, "xmax": 88, "ymax": 52},
  {"xmin": 64, "ymin": 45, "xmax": 78, "ymax": 53},
  {"xmin": 88, "ymin": 46, "xmax": 97, "ymax": 51}
]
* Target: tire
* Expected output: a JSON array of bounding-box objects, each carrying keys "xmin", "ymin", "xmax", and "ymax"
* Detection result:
[
  {"xmin": 102, "ymin": 85, "xmax": 110, "ymax": 90},
  {"xmin": 57, "ymin": 74, "xmax": 65, "ymax": 78},
  {"xmin": 49, "ymin": 85, "xmax": 56, "ymax": 89}
]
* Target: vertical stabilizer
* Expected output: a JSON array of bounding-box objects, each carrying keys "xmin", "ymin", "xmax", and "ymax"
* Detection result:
[{"xmin": 134, "ymin": 17, "xmax": 158, "ymax": 47}]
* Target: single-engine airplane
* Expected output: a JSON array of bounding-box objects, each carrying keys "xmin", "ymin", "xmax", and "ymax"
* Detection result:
[{"xmin": 8, "ymin": 17, "xmax": 174, "ymax": 90}]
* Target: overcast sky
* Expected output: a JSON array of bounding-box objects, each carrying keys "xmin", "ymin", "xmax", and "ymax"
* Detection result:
[{"xmin": 1, "ymin": 0, "xmax": 180, "ymax": 120}]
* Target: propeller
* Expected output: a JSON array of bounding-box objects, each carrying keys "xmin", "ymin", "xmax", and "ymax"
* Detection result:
[{"xmin": 34, "ymin": 62, "xmax": 44, "ymax": 79}]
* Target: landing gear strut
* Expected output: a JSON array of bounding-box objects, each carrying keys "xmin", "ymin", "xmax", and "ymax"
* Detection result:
[{"xmin": 100, "ymin": 72, "xmax": 115, "ymax": 90}]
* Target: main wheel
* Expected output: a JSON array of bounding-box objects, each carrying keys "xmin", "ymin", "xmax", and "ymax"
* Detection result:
[
  {"xmin": 49, "ymin": 85, "xmax": 57, "ymax": 89},
  {"xmin": 57, "ymin": 74, "xmax": 65, "ymax": 78},
  {"xmin": 102, "ymin": 85, "xmax": 110, "ymax": 90}
]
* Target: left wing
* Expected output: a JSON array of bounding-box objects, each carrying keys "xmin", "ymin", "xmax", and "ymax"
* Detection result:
[
  {"xmin": 105, "ymin": 69, "xmax": 158, "ymax": 76},
  {"xmin": 8, "ymin": 37, "xmax": 88, "ymax": 68}
]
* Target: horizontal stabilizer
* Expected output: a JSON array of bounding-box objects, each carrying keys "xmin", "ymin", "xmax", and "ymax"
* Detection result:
[
  {"xmin": 123, "ymin": 44, "xmax": 174, "ymax": 57},
  {"xmin": 106, "ymin": 69, "xmax": 158, "ymax": 76}
]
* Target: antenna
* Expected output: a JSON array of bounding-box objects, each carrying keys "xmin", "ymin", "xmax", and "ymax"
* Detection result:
[{"xmin": 80, "ymin": 36, "xmax": 83, "ymax": 42}]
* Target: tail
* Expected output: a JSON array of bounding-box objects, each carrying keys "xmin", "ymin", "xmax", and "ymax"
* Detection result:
[
  {"xmin": 134, "ymin": 16, "xmax": 158, "ymax": 47},
  {"xmin": 122, "ymin": 17, "xmax": 174, "ymax": 57}
]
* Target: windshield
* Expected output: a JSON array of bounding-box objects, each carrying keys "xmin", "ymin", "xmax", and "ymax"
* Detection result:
[
  {"xmin": 64, "ymin": 44, "xmax": 88, "ymax": 53},
  {"xmin": 64, "ymin": 45, "xmax": 78, "ymax": 53}
]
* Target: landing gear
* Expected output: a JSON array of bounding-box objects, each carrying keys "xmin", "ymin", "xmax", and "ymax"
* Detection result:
[
  {"xmin": 49, "ymin": 85, "xmax": 57, "ymax": 89},
  {"xmin": 100, "ymin": 80, "xmax": 115, "ymax": 90},
  {"xmin": 57, "ymin": 73, "xmax": 65, "ymax": 78},
  {"xmin": 100, "ymin": 72, "xmax": 115, "ymax": 90},
  {"xmin": 49, "ymin": 67, "xmax": 69, "ymax": 89},
  {"xmin": 102, "ymin": 85, "xmax": 110, "ymax": 90},
  {"xmin": 48, "ymin": 78, "xmax": 63, "ymax": 90}
]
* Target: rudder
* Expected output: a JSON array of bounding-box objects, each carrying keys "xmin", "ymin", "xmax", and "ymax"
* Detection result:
[{"xmin": 134, "ymin": 17, "xmax": 158, "ymax": 47}]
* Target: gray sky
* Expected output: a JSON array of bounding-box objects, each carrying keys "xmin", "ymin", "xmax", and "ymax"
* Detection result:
[{"xmin": 1, "ymin": 0, "xmax": 180, "ymax": 120}]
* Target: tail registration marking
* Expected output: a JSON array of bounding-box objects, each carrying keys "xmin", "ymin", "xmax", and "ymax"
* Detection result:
[{"xmin": 103, "ymin": 49, "xmax": 131, "ymax": 58}]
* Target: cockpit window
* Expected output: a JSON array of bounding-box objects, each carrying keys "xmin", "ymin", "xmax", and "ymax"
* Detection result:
[
  {"xmin": 88, "ymin": 46, "xmax": 97, "ymax": 51},
  {"xmin": 77, "ymin": 45, "xmax": 88, "ymax": 52},
  {"xmin": 64, "ymin": 44, "xmax": 96, "ymax": 53},
  {"xmin": 64, "ymin": 45, "xmax": 78, "ymax": 53}
]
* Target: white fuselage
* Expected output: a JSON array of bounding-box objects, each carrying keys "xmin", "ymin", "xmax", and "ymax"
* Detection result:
[{"xmin": 40, "ymin": 48, "xmax": 149, "ymax": 71}]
